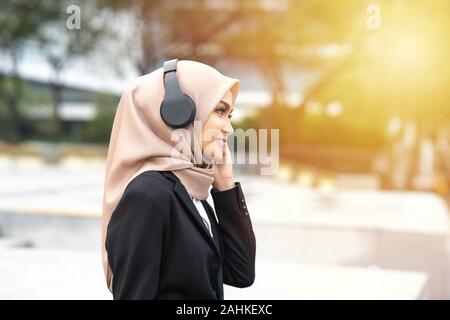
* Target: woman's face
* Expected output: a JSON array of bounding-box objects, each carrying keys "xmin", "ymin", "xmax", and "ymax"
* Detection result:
[{"xmin": 201, "ymin": 100, "xmax": 234, "ymax": 162}]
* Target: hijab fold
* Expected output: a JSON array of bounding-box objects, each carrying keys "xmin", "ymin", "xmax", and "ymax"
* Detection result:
[{"xmin": 101, "ymin": 60, "xmax": 240, "ymax": 291}]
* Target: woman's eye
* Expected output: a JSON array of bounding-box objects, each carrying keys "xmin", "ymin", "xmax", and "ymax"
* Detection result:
[{"xmin": 215, "ymin": 108, "xmax": 226, "ymax": 115}]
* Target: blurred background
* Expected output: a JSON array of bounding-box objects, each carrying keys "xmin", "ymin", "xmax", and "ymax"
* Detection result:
[{"xmin": 0, "ymin": 0, "xmax": 449, "ymax": 299}]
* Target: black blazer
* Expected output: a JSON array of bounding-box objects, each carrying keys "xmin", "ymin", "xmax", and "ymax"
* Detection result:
[{"xmin": 105, "ymin": 170, "xmax": 256, "ymax": 300}]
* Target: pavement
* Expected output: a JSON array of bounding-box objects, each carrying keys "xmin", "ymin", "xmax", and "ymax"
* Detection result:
[
  {"xmin": 0, "ymin": 247, "xmax": 428, "ymax": 300},
  {"xmin": 0, "ymin": 161, "xmax": 444, "ymax": 299}
]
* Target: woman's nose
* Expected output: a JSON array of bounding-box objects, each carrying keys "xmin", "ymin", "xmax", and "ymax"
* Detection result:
[{"xmin": 223, "ymin": 120, "xmax": 234, "ymax": 135}]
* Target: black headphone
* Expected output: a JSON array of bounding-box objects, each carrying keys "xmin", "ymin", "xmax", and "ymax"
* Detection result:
[{"xmin": 160, "ymin": 59, "xmax": 197, "ymax": 128}]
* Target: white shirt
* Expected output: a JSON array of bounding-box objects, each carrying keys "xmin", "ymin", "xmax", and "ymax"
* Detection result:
[{"xmin": 191, "ymin": 197, "xmax": 213, "ymax": 238}]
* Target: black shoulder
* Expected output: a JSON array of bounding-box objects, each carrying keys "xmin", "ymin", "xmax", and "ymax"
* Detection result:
[
  {"xmin": 109, "ymin": 171, "xmax": 172, "ymax": 227},
  {"xmin": 123, "ymin": 171, "xmax": 173, "ymax": 204}
]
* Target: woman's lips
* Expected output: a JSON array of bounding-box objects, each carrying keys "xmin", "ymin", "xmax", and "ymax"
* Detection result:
[
  {"xmin": 214, "ymin": 138, "xmax": 226, "ymax": 148},
  {"xmin": 214, "ymin": 137, "xmax": 227, "ymax": 143}
]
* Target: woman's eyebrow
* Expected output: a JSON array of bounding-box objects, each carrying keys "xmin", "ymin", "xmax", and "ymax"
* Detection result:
[{"xmin": 219, "ymin": 100, "xmax": 232, "ymax": 111}]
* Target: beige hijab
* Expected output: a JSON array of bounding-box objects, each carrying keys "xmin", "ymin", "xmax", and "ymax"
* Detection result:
[{"xmin": 101, "ymin": 60, "xmax": 240, "ymax": 290}]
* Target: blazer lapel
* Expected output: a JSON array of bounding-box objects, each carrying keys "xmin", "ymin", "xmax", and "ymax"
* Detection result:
[
  {"xmin": 172, "ymin": 180, "xmax": 221, "ymax": 257},
  {"xmin": 202, "ymin": 200, "xmax": 222, "ymax": 257}
]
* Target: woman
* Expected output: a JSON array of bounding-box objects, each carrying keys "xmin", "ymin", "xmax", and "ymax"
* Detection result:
[{"xmin": 101, "ymin": 60, "xmax": 256, "ymax": 300}]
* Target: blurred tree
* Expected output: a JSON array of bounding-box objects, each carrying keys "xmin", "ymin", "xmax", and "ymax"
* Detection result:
[
  {"xmin": 98, "ymin": 0, "xmax": 375, "ymax": 117},
  {"xmin": 228, "ymin": 0, "xmax": 450, "ymax": 189},
  {"xmin": 0, "ymin": 0, "xmax": 59, "ymax": 143},
  {"xmin": 99, "ymin": 0, "xmax": 244, "ymax": 73},
  {"xmin": 39, "ymin": 0, "xmax": 115, "ymax": 140},
  {"xmin": 80, "ymin": 92, "xmax": 118, "ymax": 144},
  {"xmin": 0, "ymin": 0, "xmax": 442, "ymax": 190},
  {"xmin": 291, "ymin": 0, "xmax": 450, "ymax": 189}
]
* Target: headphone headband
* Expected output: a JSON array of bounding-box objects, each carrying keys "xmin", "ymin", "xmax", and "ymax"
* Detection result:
[{"xmin": 163, "ymin": 59, "xmax": 178, "ymax": 74}]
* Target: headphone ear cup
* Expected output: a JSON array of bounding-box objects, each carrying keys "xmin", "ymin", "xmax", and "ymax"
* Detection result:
[
  {"xmin": 160, "ymin": 93, "xmax": 196, "ymax": 129},
  {"xmin": 160, "ymin": 59, "xmax": 197, "ymax": 128}
]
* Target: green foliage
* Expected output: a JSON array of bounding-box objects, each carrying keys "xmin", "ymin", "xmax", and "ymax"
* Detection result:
[
  {"xmin": 81, "ymin": 93, "xmax": 118, "ymax": 144},
  {"xmin": 0, "ymin": 0, "xmax": 60, "ymax": 46},
  {"xmin": 81, "ymin": 108, "xmax": 115, "ymax": 144},
  {"xmin": 234, "ymin": 102, "xmax": 386, "ymax": 150}
]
